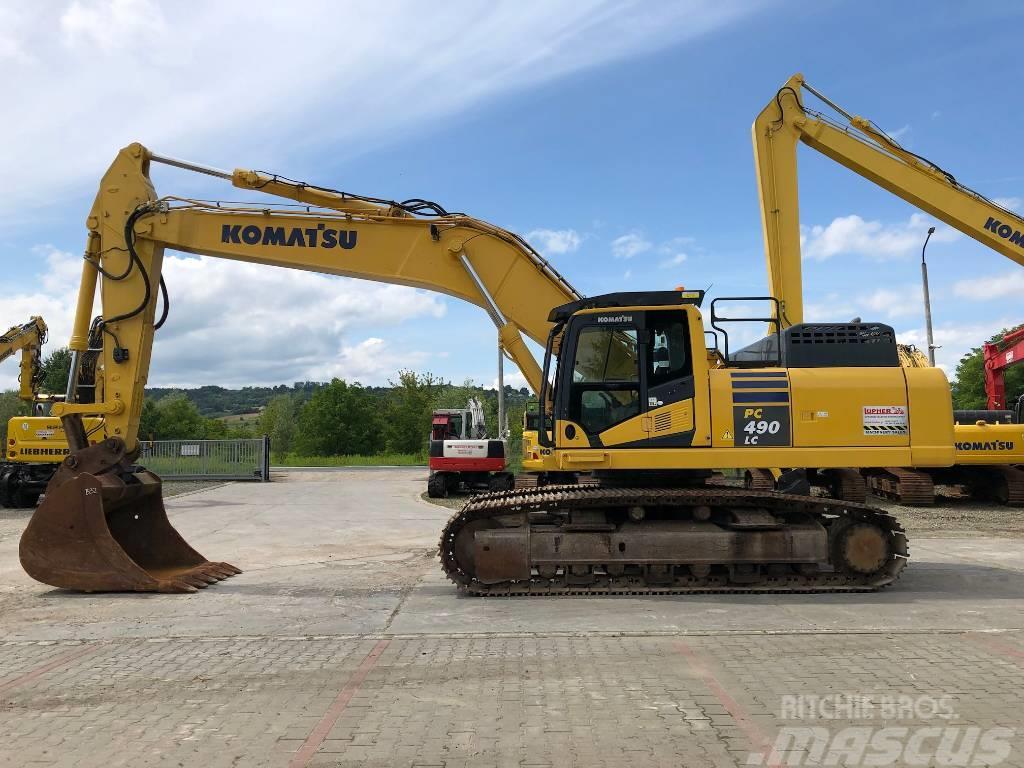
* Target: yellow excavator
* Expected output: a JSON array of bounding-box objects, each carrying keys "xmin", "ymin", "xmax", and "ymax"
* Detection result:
[
  {"xmin": 0, "ymin": 317, "xmax": 48, "ymax": 405},
  {"xmin": 0, "ymin": 318, "xmax": 106, "ymax": 508},
  {"xmin": 20, "ymin": 136, "xmax": 959, "ymax": 596},
  {"xmin": 749, "ymin": 73, "xmax": 1024, "ymax": 505}
]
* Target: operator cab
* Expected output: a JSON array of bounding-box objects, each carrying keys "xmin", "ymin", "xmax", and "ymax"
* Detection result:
[{"xmin": 540, "ymin": 291, "xmax": 704, "ymax": 450}]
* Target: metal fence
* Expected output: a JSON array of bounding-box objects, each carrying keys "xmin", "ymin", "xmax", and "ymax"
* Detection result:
[{"xmin": 138, "ymin": 436, "xmax": 271, "ymax": 481}]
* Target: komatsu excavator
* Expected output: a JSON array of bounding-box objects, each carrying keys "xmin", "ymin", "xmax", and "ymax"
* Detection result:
[
  {"xmin": 750, "ymin": 73, "xmax": 1024, "ymax": 506},
  {"xmin": 21, "ymin": 137, "xmax": 957, "ymax": 596}
]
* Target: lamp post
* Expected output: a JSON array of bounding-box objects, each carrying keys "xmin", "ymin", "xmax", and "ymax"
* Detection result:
[{"xmin": 920, "ymin": 226, "xmax": 937, "ymax": 366}]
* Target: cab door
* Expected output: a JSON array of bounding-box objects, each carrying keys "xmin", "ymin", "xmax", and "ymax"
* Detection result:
[
  {"xmin": 640, "ymin": 310, "xmax": 697, "ymax": 446},
  {"xmin": 555, "ymin": 314, "xmax": 644, "ymax": 449},
  {"xmin": 554, "ymin": 309, "xmax": 697, "ymax": 449}
]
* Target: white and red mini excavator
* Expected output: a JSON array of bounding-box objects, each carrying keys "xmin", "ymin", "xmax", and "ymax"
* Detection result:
[{"xmin": 427, "ymin": 398, "xmax": 513, "ymax": 497}]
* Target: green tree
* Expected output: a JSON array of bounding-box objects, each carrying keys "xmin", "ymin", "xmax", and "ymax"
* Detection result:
[
  {"xmin": 153, "ymin": 393, "xmax": 206, "ymax": 439},
  {"xmin": 224, "ymin": 421, "xmax": 256, "ymax": 439},
  {"xmin": 294, "ymin": 379, "xmax": 383, "ymax": 456},
  {"xmin": 38, "ymin": 347, "xmax": 72, "ymax": 395},
  {"xmin": 952, "ymin": 325, "xmax": 1024, "ymax": 410},
  {"xmin": 385, "ymin": 370, "xmax": 440, "ymax": 454},
  {"xmin": 0, "ymin": 391, "xmax": 28, "ymax": 447},
  {"xmin": 202, "ymin": 418, "xmax": 228, "ymax": 439},
  {"xmin": 259, "ymin": 394, "xmax": 300, "ymax": 456},
  {"xmin": 138, "ymin": 399, "xmax": 160, "ymax": 440}
]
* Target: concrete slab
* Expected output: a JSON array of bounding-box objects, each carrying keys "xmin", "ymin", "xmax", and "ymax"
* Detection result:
[{"xmin": 4, "ymin": 468, "xmax": 1024, "ymax": 642}]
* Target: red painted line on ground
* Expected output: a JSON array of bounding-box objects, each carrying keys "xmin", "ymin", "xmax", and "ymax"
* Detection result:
[
  {"xmin": 288, "ymin": 638, "xmax": 390, "ymax": 768},
  {"xmin": 0, "ymin": 643, "xmax": 101, "ymax": 697},
  {"xmin": 675, "ymin": 640, "xmax": 780, "ymax": 767},
  {"xmin": 968, "ymin": 633, "xmax": 1024, "ymax": 663}
]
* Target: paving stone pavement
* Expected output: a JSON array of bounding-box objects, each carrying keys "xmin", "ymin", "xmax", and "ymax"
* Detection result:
[
  {"xmin": 2, "ymin": 469, "xmax": 1023, "ymax": 767},
  {"xmin": 2, "ymin": 630, "xmax": 1023, "ymax": 767}
]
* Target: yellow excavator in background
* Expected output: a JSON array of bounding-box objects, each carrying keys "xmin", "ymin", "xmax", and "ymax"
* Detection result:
[
  {"xmin": 0, "ymin": 317, "xmax": 105, "ymax": 508},
  {"xmin": 21, "ymin": 136, "xmax": 959, "ymax": 595},
  {"xmin": 750, "ymin": 73, "xmax": 1024, "ymax": 505},
  {"xmin": 0, "ymin": 317, "xmax": 48, "ymax": 404}
]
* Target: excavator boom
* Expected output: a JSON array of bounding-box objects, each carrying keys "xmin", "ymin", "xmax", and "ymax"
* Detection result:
[
  {"xmin": 753, "ymin": 73, "xmax": 1024, "ymax": 327},
  {"xmin": 0, "ymin": 317, "xmax": 48, "ymax": 403}
]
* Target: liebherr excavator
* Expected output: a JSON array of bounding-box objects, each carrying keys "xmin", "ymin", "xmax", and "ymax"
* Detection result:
[
  {"xmin": 21, "ymin": 137, "xmax": 956, "ymax": 596},
  {"xmin": 751, "ymin": 74, "xmax": 1024, "ymax": 506},
  {"xmin": 0, "ymin": 317, "xmax": 90, "ymax": 508},
  {"xmin": 1, "ymin": 318, "xmax": 106, "ymax": 508}
]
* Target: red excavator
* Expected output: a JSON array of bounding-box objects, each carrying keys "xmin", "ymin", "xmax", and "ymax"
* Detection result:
[{"xmin": 984, "ymin": 326, "xmax": 1024, "ymax": 413}]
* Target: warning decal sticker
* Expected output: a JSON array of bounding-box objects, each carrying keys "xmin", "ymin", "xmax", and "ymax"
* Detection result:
[{"xmin": 863, "ymin": 405, "xmax": 908, "ymax": 436}]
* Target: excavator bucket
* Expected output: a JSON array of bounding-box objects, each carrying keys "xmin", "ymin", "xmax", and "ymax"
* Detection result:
[{"xmin": 19, "ymin": 438, "xmax": 240, "ymax": 593}]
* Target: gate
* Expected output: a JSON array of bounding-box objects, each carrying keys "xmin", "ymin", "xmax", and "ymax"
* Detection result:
[{"xmin": 138, "ymin": 436, "xmax": 271, "ymax": 481}]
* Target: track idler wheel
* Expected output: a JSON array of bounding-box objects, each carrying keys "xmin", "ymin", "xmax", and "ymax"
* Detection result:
[
  {"xmin": 19, "ymin": 439, "xmax": 240, "ymax": 593},
  {"xmin": 831, "ymin": 520, "xmax": 891, "ymax": 576}
]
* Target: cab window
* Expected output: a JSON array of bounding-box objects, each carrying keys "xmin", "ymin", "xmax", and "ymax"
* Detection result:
[
  {"xmin": 573, "ymin": 327, "xmax": 639, "ymax": 382},
  {"xmin": 569, "ymin": 326, "xmax": 641, "ymax": 434},
  {"xmin": 648, "ymin": 312, "xmax": 691, "ymax": 386}
]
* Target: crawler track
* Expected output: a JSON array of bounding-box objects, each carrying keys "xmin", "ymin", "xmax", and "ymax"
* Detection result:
[
  {"xmin": 868, "ymin": 468, "xmax": 935, "ymax": 506},
  {"xmin": 999, "ymin": 466, "xmax": 1024, "ymax": 506},
  {"xmin": 439, "ymin": 485, "xmax": 908, "ymax": 596}
]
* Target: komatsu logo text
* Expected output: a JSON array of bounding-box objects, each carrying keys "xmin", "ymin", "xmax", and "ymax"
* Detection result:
[
  {"xmin": 984, "ymin": 217, "xmax": 1024, "ymax": 249},
  {"xmin": 221, "ymin": 224, "xmax": 357, "ymax": 249},
  {"xmin": 955, "ymin": 440, "xmax": 1015, "ymax": 451}
]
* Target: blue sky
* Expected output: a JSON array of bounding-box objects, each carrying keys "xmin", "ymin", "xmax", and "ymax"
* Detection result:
[{"xmin": 2, "ymin": 1, "xmax": 1022, "ymax": 390}]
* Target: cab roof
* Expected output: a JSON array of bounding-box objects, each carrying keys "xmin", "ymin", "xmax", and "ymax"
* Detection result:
[{"xmin": 548, "ymin": 290, "xmax": 705, "ymax": 323}]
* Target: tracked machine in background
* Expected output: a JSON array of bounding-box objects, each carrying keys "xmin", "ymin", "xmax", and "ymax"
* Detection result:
[
  {"xmin": 750, "ymin": 74, "xmax": 1024, "ymax": 507},
  {"xmin": 0, "ymin": 317, "xmax": 53, "ymax": 507},
  {"xmin": 0, "ymin": 317, "xmax": 104, "ymax": 508},
  {"xmin": 427, "ymin": 398, "xmax": 513, "ymax": 498}
]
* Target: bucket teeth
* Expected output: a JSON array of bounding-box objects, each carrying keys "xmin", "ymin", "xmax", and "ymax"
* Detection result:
[{"xmin": 162, "ymin": 580, "xmax": 199, "ymax": 594}]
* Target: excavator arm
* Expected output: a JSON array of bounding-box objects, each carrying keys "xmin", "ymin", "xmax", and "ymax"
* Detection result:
[
  {"xmin": 0, "ymin": 317, "xmax": 48, "ymax": 402},
  {"xmin": 53, "ymin": 144, "xmax": 579, "ymax": 453},
  {"xmin": 753, "ymin": 73, "xmax": 1024, "ymax": 327},
  {"xmin": 22, "ymin": 143, "xmax": 580, "ymax": 594}
]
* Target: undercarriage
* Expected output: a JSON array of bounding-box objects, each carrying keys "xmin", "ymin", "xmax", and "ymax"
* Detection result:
[{"xmin": 439, "ymin": 485, "xmax": 907, "ymax": 595}]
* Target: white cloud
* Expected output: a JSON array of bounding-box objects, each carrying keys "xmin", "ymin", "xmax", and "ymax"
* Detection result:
[
  {"xmin": 804, "ymin": 298, "xmax": 854, "ymax": 323},
  {"xmin": 526, "ymin": 228, "xmax": 581, "ymax": 256},
  {"xmin": 0, "ymin": 248, "xmax": 447, "ymax": 390},
  {"xmin": 659, "ymin": 252, "xmax": 688, "ymax": 268},
  {"xmin": 611, "ymin": 233, "xmax": 652, "ymax": 259},
  {"xmin": 60, "ymin": 0, "xmax": 164, "ymax": 51},
  {"xmin": 859, "ymin": 287, "xmax": 921, "ymax": 319},
  {"xmin": 623, "ymin": 269, "xmax": 633, "ymax": 280},
  {"xmin": 994, "ymin": 197, "xmax": 1022, "ymax": 212},
  {"xmin": 897, "ymin": 320, "xmax": 1017, "ymax": 378},
  {"xmin": 801, "ymin": 213, "xmax": 958, "ymax": 261},
  {"xmin": 887, "ymin": 124, "xmax": 911, "ymax": 141},
  {"xmin": 2, "ymin": 1, "xmax": 759, "ymax": 215},
  {"xmin": 491, "ymin": 369, "xmax": 529, "ymax": 392},
  {"xmin": 954, "ymin": 271, "xmax": 1024, "ymax": 300},
  {"xmin": 656, "ymin": 236, "xmax": 694, "ymax": 268}
]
